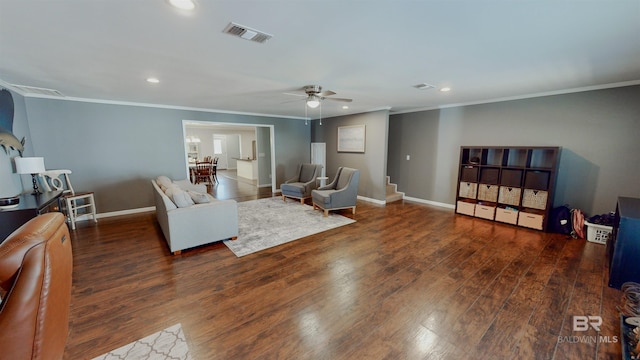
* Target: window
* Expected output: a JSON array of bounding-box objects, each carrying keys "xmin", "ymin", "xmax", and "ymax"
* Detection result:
[{"xmin": 213, "ymin": 139, "xmax": 222, "ymax": 154}]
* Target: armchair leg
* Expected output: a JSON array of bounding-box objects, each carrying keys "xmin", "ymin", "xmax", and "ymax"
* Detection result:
[
  {"xmin": 352, "ymin": 206, "xmax": 356, "ymax": 215},
  {"xmin": 282, "ymin": 195, "xmax": 286, "ymax": 202},
  {"xmin": 324, "ymin": 209, "xmax": 329, "ymax": 217},
  {"xmin": 300, "ymin": 198, "xmax": 304, "ymax": 204}
]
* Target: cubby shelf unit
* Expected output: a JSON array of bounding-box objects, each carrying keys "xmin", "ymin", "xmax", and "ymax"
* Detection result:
[{"xmin": 455, "ymin": 146, "xmax": 561, "ymax": 231}]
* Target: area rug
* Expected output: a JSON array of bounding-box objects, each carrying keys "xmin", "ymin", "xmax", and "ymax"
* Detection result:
[
  {"xmin": 91, "ymin": 323, "xmax": 191, "ymax": 360},
  {"xmin": 224, "ymin": 197, "xmax": 356, "ymax": 257}
]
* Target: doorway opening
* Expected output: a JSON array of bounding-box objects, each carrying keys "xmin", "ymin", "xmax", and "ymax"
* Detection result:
[{"xmin": 182, "ymin": 120, "xmax": 276, "ymax": 198}]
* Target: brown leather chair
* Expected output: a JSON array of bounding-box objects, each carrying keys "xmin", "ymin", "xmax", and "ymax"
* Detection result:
[{"xmin": 0, "ymin": 212, "xmax": 73, "ymax": 360}]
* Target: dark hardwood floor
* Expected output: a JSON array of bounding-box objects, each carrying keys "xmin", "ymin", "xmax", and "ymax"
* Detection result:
[
  {"xmin": 63, "ymin": 178, "xmax": 622, "ymax": 359},
  {"xmin": 209, "ymin": 169, "xmax": 272, "ymax": 202}
]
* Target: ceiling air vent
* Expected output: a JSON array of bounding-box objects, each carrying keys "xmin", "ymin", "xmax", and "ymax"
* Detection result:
[
  {"xmin": 10, "ymin": 84, "xmax": 65, "ymax": 97},
  {"xmin": 413, "ymin": 83, "xmax": 435, "ymax": 90},
  {"xmin": 223, "ymin": 22, "xmax": 272, "ymax": 44}
]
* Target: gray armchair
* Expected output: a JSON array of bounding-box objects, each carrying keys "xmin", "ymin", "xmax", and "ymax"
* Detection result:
[
  {"xmin": 312, "ymin": 167, "xmax": 360, "ymax": 217},
  {"xmin": 281, "ymin": 163, "xmax": 323, "ymax": 204}
]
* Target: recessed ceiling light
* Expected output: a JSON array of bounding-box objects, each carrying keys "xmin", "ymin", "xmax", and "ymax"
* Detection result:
[
  {"xmin": 146, "ymin": 77, "xmax": 160, "ymax": 84},
  {"xmin": 342, "ymin": 105, "xmax": 349, "ymax": 109},
  {"xmin": 440, "ymin": 87, "xmax": 451, "ymax": 92},
  {"xmin": 168, "ymin": 0, "xmax": 196, "ymax": 10}
]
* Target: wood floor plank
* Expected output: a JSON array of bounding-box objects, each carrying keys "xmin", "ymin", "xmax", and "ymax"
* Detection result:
[
  {"xmin": 61, "ymin": 192, "xmax": 623, "ymax": 360},
  {"xmin": 511, "ymin": 236, "xmax": 586, "ymax": 359}
]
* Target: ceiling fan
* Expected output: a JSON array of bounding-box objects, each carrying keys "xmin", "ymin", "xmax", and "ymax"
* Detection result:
[{"xmin": 284, "ymin": 85, "xmax": 352, "ymax": 108}]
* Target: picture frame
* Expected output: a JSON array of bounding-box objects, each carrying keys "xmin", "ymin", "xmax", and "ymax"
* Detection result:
[{"xmin": 337, "ymin": 124, "xmax": 365, "ymax": 153}]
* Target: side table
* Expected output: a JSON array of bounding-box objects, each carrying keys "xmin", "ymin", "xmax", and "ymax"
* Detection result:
[
  {"xmin": 316, "ymin": 176, "xmax": 329, "ymax": 187},
  {"xmin": 0, "ymin": 191, "xmax": 63, "ymax": 243}
]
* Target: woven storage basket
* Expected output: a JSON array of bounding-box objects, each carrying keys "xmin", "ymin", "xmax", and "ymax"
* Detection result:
[
  {"xmin": 498, "ymin": 186, "xmax": 521, "ymax": 206},
  {"xmin": 477, "ymin": 184, "xmax": 499, "ymax": 202},
  {"xmin": 458, "ymin": 182, "xmax": 478, "ymax": 199},
  {"xmin": 522, "ymin": 189, "xmax": 548, "ymax": 210}
]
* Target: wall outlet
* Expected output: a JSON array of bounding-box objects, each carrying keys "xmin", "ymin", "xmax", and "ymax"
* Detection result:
[{"xmin": 406, "ymin": 155, "xmax": 410, "ymax": 160}]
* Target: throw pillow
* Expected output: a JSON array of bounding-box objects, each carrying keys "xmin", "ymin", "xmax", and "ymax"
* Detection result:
[
  {"xmin": 163, "ymin": 184, "xmax": 181, "ymax": 198},
  {"xmin": 187, "ymin": 191, "xmax": 210, "ymax": 204},
  {"xmin": 172, "ymin": 189, "xmax": 194, "ymax": 208},
  {"xmin": 156, "ymin": 176, "xmax": 173, "ymax": 191}
]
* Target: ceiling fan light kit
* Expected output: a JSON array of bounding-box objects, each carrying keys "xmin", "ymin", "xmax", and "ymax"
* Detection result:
[
  {"xmin": 168, "ymin": 0, "xmax": 196, "ymax": 10},
  {"xmin": 306, "ymin": 95, "xmax": 320, "ymax": 108}
]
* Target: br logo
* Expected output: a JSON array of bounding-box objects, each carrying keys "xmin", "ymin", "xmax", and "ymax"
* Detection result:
[{"xmin": 573, "ymin": 316, "xmax": 602, "ymax": 331}]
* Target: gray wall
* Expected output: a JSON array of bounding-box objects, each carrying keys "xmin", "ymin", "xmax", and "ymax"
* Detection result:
[
  {"xmin": 388, "ymin": 85, "xmax": 640, "ymax": 215},
  {"xmin": 312, "ymin": 110, "xmax": 389, "ymax": 201},
  {"xmin": 13, "ymin": 97, "xmax": 310, "ymax": 213}
]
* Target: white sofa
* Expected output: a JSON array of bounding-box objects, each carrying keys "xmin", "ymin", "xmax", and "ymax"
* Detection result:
[{"xmin": 152, "ymin": 176, "xmax": 238, "ymax": 255}]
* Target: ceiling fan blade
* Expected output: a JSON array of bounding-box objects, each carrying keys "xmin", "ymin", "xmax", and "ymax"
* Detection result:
[
  {"xmin": 280, "ymin": 98, "xmax": 305, "ymax": 104},
  {"xmin": 323, "ymin": 97, "xmax": 352, "ymax": 103},
  {"xmin": 319, "ymin": 90, "xmax": 336, "ymax": 97},
  {"xmin": 283, "ymin": 92, "xmax": 307, "ymax": 97}
]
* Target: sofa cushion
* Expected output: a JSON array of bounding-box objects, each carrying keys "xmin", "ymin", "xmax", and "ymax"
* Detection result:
[
  {"xmin": 172, "ymin": 189, "xmax": 194, "ymax": 208},
  {"xmin": 187, "ymin": 191, "xmax": 210, "ymax": 204},
  {"xmin": 156, "ymin": 176, "xmax": 173, "ymax": 191},
  {"xmin": 281, "ymin": 182, "xmax": 305, "ymax": 196}
]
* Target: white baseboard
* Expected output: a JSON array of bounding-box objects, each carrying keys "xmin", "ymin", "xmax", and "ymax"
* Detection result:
[
  {"xmin": 357, "ymin": 195, "xmax": 386, "ymax": 206},
  {"xmin": 74, "ymin": 206, "xmax": 156, "ymax": 222},
  {"xmin": 402, "ymin": 196, "xmax": 455, "ymax": 210},
  {"xmin": 71, "ymin": 196, "xmax": 454, "ymax": 223}
]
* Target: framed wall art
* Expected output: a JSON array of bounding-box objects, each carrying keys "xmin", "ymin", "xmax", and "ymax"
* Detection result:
[{"xmin": 337, "ymin": 124, "xmax": 365, "ymax": 153}]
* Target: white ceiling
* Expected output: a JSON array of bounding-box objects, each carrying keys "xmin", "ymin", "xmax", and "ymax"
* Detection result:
[{"xmin": 1, "ymin": 0, "xmax": 639, "ymax": 120}]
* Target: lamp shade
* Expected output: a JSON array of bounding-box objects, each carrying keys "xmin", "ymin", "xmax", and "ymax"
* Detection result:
[{"xmin": 15, "ymin": 157, "xmax": 45, "ymax": 174}]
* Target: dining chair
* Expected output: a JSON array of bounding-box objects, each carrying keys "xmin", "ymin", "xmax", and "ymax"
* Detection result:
[
  {"xmin": 38, "ymin": 169, "xmax": 98, "ymax": 230},
  {"xmin": 194, "ymin": 161, "xmax": 214, "ymax": 185},
  {"xmin": 212, "ymin": 157, "xmax": 219, "ymax": 183}
]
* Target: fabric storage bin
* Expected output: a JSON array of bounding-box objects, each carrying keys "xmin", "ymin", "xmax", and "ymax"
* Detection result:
[
  {"xmin": 500, "ymin": 169, "xmax": 523, "ymax": 187},
  {"xmin": 461, "ymin": 166, "xmax": 478, "ymax": 182},
  {"xmin": 456, "ymin": 201, "xmax": 475, "ymax": 216},
  {"xmin": 522, "ymin": 189, "xmax": 548, "ymax": 210},
  {"xmin": 480, "ymin": 168, "xmax": 500, "ymax": 184},
  {"xmin": 477, "ymin": 184, "xmax": 499, "ymax": 202},
  {"xmin": 458, "ymin": 182, "xmax": 478, "ymax": 199},
  {"xmin": 498, "ymin": 186, "xmax": 521, "ymax": 206},
  {"xmin": 524, "ymin": 170, "xmax": 550, "ymax": 190},
  {"xmin": 475, "ymin": 204, "xmax": 496, "ymax": 220},
  {"xmin": 495, "ymin": 207, "xmax": 519, "ymax": 225},
  {"xmin": 518, "ymin": 211, "xmax": 544, "ymax": 230}
]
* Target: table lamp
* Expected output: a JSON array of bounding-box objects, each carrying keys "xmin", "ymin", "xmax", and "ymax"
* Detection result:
[{"xmin": 15, "ymin": 157, "xmax": 45, "ymax": 195}]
